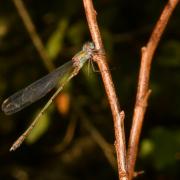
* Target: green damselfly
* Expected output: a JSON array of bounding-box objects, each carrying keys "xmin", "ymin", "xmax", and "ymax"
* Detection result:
[{"xmin": 2, "ymin": 42, "xmax": 95, "ymax": 151}]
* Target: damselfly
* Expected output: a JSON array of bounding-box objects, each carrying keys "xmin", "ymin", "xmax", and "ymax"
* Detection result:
[{"xmin": 2, "ymin": 42, "xmax": 95, "ymax": 151}]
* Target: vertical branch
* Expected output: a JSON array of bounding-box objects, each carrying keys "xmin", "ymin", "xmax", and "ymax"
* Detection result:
[
  {"xmin": 12, "ymin": 0, "xmax": 54, "ymax": 71},
  {"xmin": 83, "ymin": 0, "xmax": 128, "ymax": 179},
  {"xmin": 127, "ymin": 0, "xmax": 179, "ymax": 179}
]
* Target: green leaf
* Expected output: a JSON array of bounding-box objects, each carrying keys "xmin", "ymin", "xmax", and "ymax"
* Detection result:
[{"xmin": 46, "ymin": 18, "xmax": 69, "ymax": 60}]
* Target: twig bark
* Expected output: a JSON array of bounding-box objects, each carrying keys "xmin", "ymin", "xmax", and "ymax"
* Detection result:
[
  {"xmin": 12, "ymin": 0, "xmax": 54, "ymax": 71},
  {"xmin": 83, "ymin": 0, "xmax": 128, "ymax": 179},
  {"xmin": 127, "ymin": 0, "xmax": 179, "ymax": 179}
]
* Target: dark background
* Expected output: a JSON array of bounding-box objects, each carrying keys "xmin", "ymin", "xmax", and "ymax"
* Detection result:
[{"xmin": 0, "ymin": 0, "xmax": 179, "ymax": 179}]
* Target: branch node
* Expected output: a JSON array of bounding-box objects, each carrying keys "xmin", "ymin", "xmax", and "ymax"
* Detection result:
[
  {"xmin": 119, "ymin": 171, "xmax": 128, "ymax": 178},
  {"xmin": 141, "ymin": 47, "xmax": 147, "ymax": 54},
  {"xmin": 136, "ymin": 89, "xmax": 152, "ymax": 108},
  {"xmin": 120, "ymin": 110, "xmax": 125, "ymax": 119}
]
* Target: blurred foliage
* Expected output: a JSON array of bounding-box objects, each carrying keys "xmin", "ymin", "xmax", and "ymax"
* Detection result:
[
  {"xmin": 46, "ymin": 18, "xmax": 69, "ymax": 60},
  {"xmin": 26, "ymin": 106, "xmax": 53, "ymax": 145},
  {"xmin": 0, "ymin": 0, "xmax": 179, "ymax": 180},
  {"xmin": 140, "ymin": 127, "xmax": 180, "ymax": 175}
]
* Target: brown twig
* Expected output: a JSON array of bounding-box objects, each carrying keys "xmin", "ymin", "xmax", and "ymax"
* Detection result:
[
  {"xmin": 12, "ymin": 0, "xmax": 54, "ymax": 71},
  {"xmin": 83, "ymin": 0, "xmax": 128, "ymax": 179},
  {"xmin": 127, "ymin": 0, "xmax": 179, "ymax": 179}
]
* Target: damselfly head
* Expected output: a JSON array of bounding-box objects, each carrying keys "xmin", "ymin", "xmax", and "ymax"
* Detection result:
[{"xmin": 82, "ymin": 42, "xmax": 95, "ymax": 54}]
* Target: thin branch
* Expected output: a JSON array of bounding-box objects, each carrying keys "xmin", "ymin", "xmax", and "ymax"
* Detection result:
[
  {"xmin": 54, "ymin": 115, "xmax": 77, "ymax": 152},
  {"xmin": 79, "ymin": 108, "xmax": 117, "ymax": 170},
  {"xmin": 127, "ymin": 0, "xmax": 179, "ymax": 179},
  {"xmin": 12, "ymin": 0, "xmax": 55, "ymax": 71},
  {"xmin": 83, "ymin": 0, "xmax": 128, "ymax": 179}
]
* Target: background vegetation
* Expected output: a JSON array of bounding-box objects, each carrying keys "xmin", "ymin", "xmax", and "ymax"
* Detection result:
[{"xmin": 0, "ymin": 0, "xmax": 179, "ymax": 179}]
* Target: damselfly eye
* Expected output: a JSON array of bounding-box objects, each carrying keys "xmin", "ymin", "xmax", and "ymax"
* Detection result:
[{"xmin": 82, "ymin": 42, "xmax": 95, "ymax": 52}]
